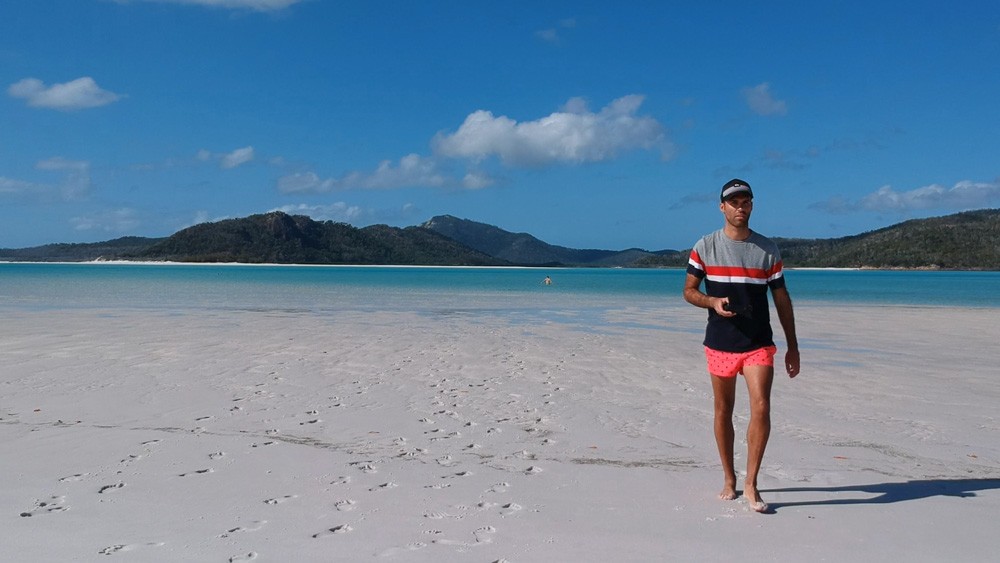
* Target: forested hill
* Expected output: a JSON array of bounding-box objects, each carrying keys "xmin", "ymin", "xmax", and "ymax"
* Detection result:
[
  {"xmin": 635, "ymin": 209, "xmax": 1000, "ymax": 269},
  {"xmin": 421, "ymin": 215, "xmax": 648, "ymax": 266},
  {"xmin": 133, "ymin": 212, "xmax": 505, "ymax": 265},
  {"xmin": 773, "ymin": 209, "xmax": 1000, "ymax": 269},
  {"xmin": 1, "ymin": 209, "xmax": 999, "ymax": 269},
  {"xmin": 0, "ymin": 236, "xmax": 163, "ymax": 262}
]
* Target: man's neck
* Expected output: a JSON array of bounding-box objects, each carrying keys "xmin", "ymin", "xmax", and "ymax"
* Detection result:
[{"xmin": 723, "ymin": 224, "xmax": 752, "ymax": 241}]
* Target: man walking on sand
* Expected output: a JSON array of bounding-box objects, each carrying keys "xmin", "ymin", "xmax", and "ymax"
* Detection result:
[{"xmin": 683, "ymin": 178, "xmax": 800, "ymax": 513}]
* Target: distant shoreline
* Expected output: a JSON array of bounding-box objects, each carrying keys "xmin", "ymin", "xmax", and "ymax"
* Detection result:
[{"xmin": 6, "ymin": 260, "xmax": 999, "ymax": 272}]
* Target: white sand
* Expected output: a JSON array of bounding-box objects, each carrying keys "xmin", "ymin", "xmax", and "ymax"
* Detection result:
[{"xmin": 2, "ymin": 303, "xmax": 999, "ymax": 561}]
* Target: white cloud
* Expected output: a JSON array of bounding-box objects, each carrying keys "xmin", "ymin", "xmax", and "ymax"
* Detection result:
[
  {"xmin": 815, "ymin": 179, "xmax": 1000, "ymax": 213},
  {"xmin": 535, "ymin": 29, "xmax": 560, "ymax": 43},
  {"xmin": 275, "ymin": 95, "xmax": 665, "ymax": 195},
  {"xmin": 277, "ymin": 171, "xmax": 337, "ymax": 194},
  {"xmin": 0, "ymin": 176, "xmax": 45, "ymax": 196},
  {"xmin": 36, "ymin": 157, "xmax": 92, "ymax": 200},
  {"xmin": 742, "ymin": 82, "xmax": 787, "ymax": 116},
  {"xmin": 8, "ymin": 77, "xmax": 122, "ymax": 111},
  {"xmin": 536, "ymin": 17, "xmax": 577, "ymax": 44},
  {"xmin": 859, "ymin": 180, "xmax": 1000, "ymax": 211},
  {"xmin": 113, "ymin": 0, "xmax": 301, "ymax": 11},
  {"xmin": 190, "ymin": 210, "xmax": 212, "ymax": 226},
  {"xmin": 363, "ymin": 154, "xmax": 447, "ymax": 189},
  {"xmin": 271, "ymin": 202, "xmax": 364, "ymax": 223},
  {"xmin": 221, "ymin": 146, "xmax": 255, "ymax": 169},
  {"xmin": 71, "ymin": 208, "xmax": 140, "ymax": 233},
  {"xmin": 462, "ymin": 170, "xmax": 495, "ymax": 190},
  {"xmin": 270, "ymin": 202, "xmax": 425, "ymax": 226},
  {"xmin": 277, "ymin": 154, "xmax": 448, "ymax": 194},
  {"xmin": 196, "ymin": 146, "xmax": 255, "ymax": 169},
  {"xmin": 432, "ymin": 95, "xmax": 667, "ymax": 166},
  {"xmin": 36, "ymin": 157, "xmax": 89, "ymax": 172}
]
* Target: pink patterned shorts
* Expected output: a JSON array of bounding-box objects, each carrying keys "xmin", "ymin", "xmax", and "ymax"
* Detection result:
[{"xmin": 704, "ymin": 345, "xmax": 777, "ymax": 378}]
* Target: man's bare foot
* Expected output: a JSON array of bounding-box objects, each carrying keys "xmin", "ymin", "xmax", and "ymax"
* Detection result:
[
  {"xmin": 743, "ymin": 485, "xmax": 768, "ymax": 513},
  {"xmin": 718, "ymin": 485, "xmax": 738, "ymax": 501}
]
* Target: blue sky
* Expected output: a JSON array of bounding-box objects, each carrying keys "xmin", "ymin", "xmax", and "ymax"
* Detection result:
[{"xmin": 3, "ymin": 0, "xmax": 999, "ymax": 250}]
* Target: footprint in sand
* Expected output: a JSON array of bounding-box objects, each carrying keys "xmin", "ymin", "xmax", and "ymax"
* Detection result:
[
  {"xmin": 20, "ymin": 495, "xmax": 69, "ymax": 517},
  {"xmin": 368, "ymin": 482, "xmax": 398, "ymax": 492},
  {"xmin": 334, "ymin": 499, "xmax": 356, "ymax": 512},
  {"xmin": 434, "ymin": 526, "xmax": 497, "ymax": 547},
  {"xmin": 120, "ymin": 454, "xmax": 142, "ymax": 465},
  {"xmin": 218, "ymin": 520, "xmax": 267, "ymax": 538},
  {"xmin": 474, "ymin": 526, "xmax": 497, "ymax": 544},
  {"xmin": 58, "ymin": 473, "xmax": 89, "ymax": 483},
  {"xmin": 423, "ymin": 510, "xmax": 457, "ymax": 520},
  {"xmin": 312, "ymin": 524, "xmax": 352, "ymax": 538},
  {"xmin": 485, "ymin": 482, "xmax": 510, "ymax": 494},
  {"xmin": 98, "ymin": 482, "xmax": 125, "ymax": 494},
  {"xmin": 263, "ymin": 495, "xmax": 296, "ymax": 505},
  {"xmin": 228, "ymin": 552, "xmax": 258, "ymax": 562},
  {"xmin": 435, "ymin": 455, "xmax": 457, "ymax": 467},
  {"xmin": 353, "ymin": 463, "xmax": 378, "ymax": 474},
  {"xmin": 98, "ymin": 542, "xmax": 165, "ymax": 555},
  {"xmin": 209, "ymin": 451, "xmax": 226, "ymax": 460},
  {"xmin": 178, "ymin": 468, "xmax": 213, "ymax": 477}
]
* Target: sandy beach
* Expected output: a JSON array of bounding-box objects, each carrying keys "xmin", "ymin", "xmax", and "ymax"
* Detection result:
[{"xmin": 2, "ymin": 301, "xmax": 999, "ymax": 562}]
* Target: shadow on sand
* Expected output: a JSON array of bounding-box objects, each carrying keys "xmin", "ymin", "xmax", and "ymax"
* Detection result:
[{"xmin": 766, "ymin": 478, "xmax": 1000, "ymax": 510}]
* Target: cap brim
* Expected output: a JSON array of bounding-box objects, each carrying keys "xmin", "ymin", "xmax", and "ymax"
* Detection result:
[{"xmin": 721, "ymin": 186, "xmax": 752, "ymax": 200}]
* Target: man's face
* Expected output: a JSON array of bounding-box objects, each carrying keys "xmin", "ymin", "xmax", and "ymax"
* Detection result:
[{"xmin": 720, "ymin": 194, "xmax": 753, "ymax": 227}]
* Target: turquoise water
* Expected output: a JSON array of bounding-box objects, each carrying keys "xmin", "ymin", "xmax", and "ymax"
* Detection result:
[{"xmin": 1, "ymin": 263, "xmax": 997, "ymax": 313}]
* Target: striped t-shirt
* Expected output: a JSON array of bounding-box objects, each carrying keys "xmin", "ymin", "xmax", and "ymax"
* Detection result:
[{"xmin": 687, "ymin": 229, "xmax": 785, "ymax": 352}]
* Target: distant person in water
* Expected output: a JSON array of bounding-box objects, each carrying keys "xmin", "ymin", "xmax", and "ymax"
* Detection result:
[
  {"xmin": 543, "ymin": 276, "xmax": 552, "ymax": 285},
  {"xmin": 683, "ymin": 178, "xmax": 800, "ymax": 513}
]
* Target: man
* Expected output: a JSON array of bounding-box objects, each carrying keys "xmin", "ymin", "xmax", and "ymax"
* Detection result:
[{"xmin": 683, "ymin": 178, "xmax": 800, "ymax": 513}]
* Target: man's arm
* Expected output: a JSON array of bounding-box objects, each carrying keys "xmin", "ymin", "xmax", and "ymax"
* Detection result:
[
  {"xmin": 684, "ymin": 273, "xmax": 734, "ymax": 317},
  {"xmin": 771, "ymin": 286, "xmax": 800, "ymax": 378}
]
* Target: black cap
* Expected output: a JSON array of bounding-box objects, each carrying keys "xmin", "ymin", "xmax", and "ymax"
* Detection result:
[{"xmin": 720, "ymin": 178, "xmax": 753, "ymax": 201}]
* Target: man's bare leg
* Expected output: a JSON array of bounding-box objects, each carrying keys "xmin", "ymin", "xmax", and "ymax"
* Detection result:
[
  {"xmin": 742, "ymin": 364, "xmax": 774, "ymax": 512},
  {"xmin": 710, "ymin": 374, "xmax": 738, "ymax": 500}
]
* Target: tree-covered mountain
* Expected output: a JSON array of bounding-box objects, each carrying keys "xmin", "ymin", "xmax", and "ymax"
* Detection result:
[
  {"xmin": 2, "ymin": 208, "xmax": 999, "ymax": 269},
  {"xmin": 133, "ymin": 212, "xmax": 505, "ymax": 265},
  {"xmin": 0, "ymin": 236, "xmax": 164, "ymax": 262},
  {"xmin": 775, "ymin": 209, "xmax": 1000, "ymax": 269},
  {"xmin": 633, "ymin": 208, "xmax": 1000, "ymax": 270},
  {"xmin": 421, "ymin": 215, "xmax": 657, "ymax": 266}
]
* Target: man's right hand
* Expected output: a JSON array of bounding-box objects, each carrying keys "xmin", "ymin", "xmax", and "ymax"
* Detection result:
[{"xmin": 713, "ymin": 297, "xmax": 736, "ymax": 317}]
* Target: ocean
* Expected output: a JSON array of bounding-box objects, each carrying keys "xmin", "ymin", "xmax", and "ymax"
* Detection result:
[{"xmin": 1, "ymin": 263, "xmax": 997, "ymax": 316}]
